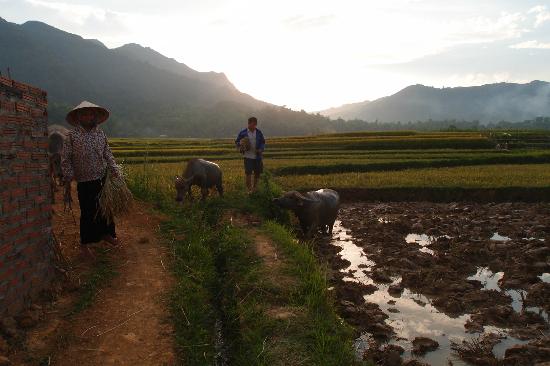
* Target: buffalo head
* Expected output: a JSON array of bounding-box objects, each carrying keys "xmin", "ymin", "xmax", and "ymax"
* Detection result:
[
  {"xmin": 174, "ymin": 175, "xmax": 193, "ymax": 203},
  {"xmin": 273, "ymin": 191, "xmax": 316, "ymax": 211}
]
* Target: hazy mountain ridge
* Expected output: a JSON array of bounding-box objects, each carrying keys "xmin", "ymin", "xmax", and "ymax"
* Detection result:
[
  {"xmin": 0, "ymin": 18, "xmax": 301, "ymax": 137},
  {"xmin": 1, "ymin": 17, "xmax": 548, "ymax": 136},
  {"xmin": 322, "ymin": 81, "xmax": 550, "ymax": 123}
]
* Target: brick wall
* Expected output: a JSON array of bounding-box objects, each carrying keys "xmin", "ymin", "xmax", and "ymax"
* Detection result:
[{"xmin": 0, "ymin": 76, "xmax": 54, "ymax": 316}]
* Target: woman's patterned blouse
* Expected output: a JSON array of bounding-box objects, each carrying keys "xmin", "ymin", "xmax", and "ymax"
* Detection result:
[{"xmin": 61, "ymin": 125, "xmax": 118, "ymax": 183}]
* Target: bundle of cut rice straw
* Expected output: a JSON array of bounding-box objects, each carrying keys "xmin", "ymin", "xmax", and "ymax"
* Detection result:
[{"xmin": 98, "ymin": 165, "xmax": 133, "ymax": 224}]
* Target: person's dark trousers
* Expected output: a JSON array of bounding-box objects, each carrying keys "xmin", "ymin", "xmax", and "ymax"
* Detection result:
[{"xmin": 77, "ymin": 178, "xmax": 116, "ymax": 244}]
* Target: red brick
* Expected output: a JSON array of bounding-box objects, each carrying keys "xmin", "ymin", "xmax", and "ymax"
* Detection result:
[
  {"xmin": 31, "ymin": 153, "xmax": 48, "ymax": 160},
  {"xmin": 1, "ymin": 202, "xmax": 18, "ymax": 213},
  {"xmin": 1, "ymin": 127, "xmax": 17, "ymax": 135},
  {"xmin": 25, "ymin": 207, "xmax": 40, "ymax": 218},
  {"xmin": 18, "ymin": 199, "xmax": 35, "ymax": 210},
  {"xmin": 10, "ymin": 188, "xmax": 25, "ymax": 198},
  {"xmin": 12, "ymin": 81, "xmax": 30, "ymax": 92},
  {"xmin": 15, "ymin": 103, "xmax": 30, "ymax": 114},
  {"xmin": 0, "ymin": 268, "xmax": 16, "ymax": 284},
  {"xmin": 0, "ymin": 243, "xmax": 13, "ymax": 257},
  {"xmin": 4, "ymin": 226, "xmax": 21, "ymax": 237},
  {"xmin": 23, "ymin": 140, "xmax": 34, "ymax": 149},
  {"xmin": 31, "ymin": 129, "xmax": 46, "ymax": 138},
  {"xmin": 33, "ymin": 195, "xmax": 47, "ymax": 204},
  {"xmin": 9, "ymin": 214, "xmax": 25, "ymax": 224},
  {"xmin": 0, "ymin": 177, "xmax": 17, "ymax": 186},
  {"xmin": 31, "ymin": 108, "xmax": 46, "ymax": 118},
  {"xmin": 0, "ymin": 76, "xmax": 12, "ymax": 87},
  {"xmin": 16, "ymin": 151, "xmax": 31, "ymax": 160}
]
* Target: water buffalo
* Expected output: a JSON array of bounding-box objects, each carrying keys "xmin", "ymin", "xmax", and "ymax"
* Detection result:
[
  {"xmin": 174, "ymin": 158, "xmax": 223, "ymax": 202},
  {"xmin": 48, "ymin": 125, "xmax": 68, "ymax": 185},
  {"xmin": 273, "ymin": 189, "xmax": 340, "ymax": 238}
]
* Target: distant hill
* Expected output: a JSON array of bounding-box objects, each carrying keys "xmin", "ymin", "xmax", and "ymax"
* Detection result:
[
  {"xmin": 0, "ymin": 17, "xmax": 336, "ymax": 137},
  {"xmin": 321, "ymin": 81, "xmax": 550, "ymax": 123}
]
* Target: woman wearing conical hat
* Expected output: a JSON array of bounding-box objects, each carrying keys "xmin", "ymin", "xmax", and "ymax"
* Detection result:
[{"xmin": 61, "ymin": 101, "xmax": 120, "ymax": 258}]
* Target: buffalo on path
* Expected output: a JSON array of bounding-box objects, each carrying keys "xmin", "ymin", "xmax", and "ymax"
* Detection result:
[
  {"xmin": 174, "ymin": 158, "xmax": 223, "ymax": 202},
  {"xmin": 274, "ymin": 189, "xmax": 340, "ymax": 238}
]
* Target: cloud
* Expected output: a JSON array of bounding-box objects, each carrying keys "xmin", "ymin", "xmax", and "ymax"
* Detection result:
[
  {"xmin": 23, "ymin": 0, "xmax": 129, "ymax": 43},
  {"xmin": 529, "ymin": 5, "xmax": 550, "ymax": 27},
  {"xmin": 26, "ymin": 0, "xmax": 108, "ymax": 25},
  {"xmin": 445, "ymin": 12, "xmax": 528, "ymax": 44},
  {"xmin": 283, "ymin": 14, "xmax": 335, "ymax": 30},
  {"xmin": 510, "ymin": 40, "xmax": 550, "ymax": 49}
]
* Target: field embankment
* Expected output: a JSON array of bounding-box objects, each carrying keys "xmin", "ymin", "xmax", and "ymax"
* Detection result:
[{"xmin": 127, "ymin": 170, "xmax": 360, "ymax": 365}]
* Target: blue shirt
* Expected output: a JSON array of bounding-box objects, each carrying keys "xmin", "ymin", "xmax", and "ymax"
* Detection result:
[{"xmin": 235, "ymin": 128, "xmax": 265, "ymax": 160}]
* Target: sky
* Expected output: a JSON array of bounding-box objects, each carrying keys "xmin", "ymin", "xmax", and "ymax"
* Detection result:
[{"xmin": 2, "ymin": 0, "xmax": 550, "ymax": 111}]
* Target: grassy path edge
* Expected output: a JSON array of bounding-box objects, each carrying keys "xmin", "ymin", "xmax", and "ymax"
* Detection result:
[{"xmin": 127, "ymin": 171, "xmax": 363, "ymax": 365}]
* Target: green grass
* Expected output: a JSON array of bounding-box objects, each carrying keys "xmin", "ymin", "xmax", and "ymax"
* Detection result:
[
  {"xmin": 126, "ymin": 165, "xmax": 362, "ymax": 365},
  {"xmin": 261, "ymin": 220, "xmax": 357, "ymax": 365}
]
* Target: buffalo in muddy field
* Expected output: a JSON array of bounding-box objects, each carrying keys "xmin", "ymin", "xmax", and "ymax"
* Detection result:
[
  {"xmin": 273, "ymin": 189, "xmax": 340, "ymax": 238},
  {"xmin": 174, "ymin": 158, "xmax": 223, "ymax": 202},
  {"xmin": 47, "ymin": 125, "xmax": 69, "ymax": 201}
]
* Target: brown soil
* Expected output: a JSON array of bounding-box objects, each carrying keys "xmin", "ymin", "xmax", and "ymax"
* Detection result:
[
  {"xmin": 8, "ymin": 186, "xmax": 176, "ymax": 365},
  {"xmin": 323, "ymin": 202, "xmax": 550, "ymax": 366}
]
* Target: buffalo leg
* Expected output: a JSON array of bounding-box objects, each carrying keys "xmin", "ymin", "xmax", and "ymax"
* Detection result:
[
  {"xmin": 216, "ymin": 183, "xmax": 224, "ymax": 197},
  {"xmin": 201, "ymin": 186, "xmax": 209, "ymax": 201}
]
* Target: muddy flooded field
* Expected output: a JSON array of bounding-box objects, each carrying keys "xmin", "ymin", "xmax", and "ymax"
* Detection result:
[{"xmin": 318, "ymin": 202, "xmax": 550, "ymax": 366}]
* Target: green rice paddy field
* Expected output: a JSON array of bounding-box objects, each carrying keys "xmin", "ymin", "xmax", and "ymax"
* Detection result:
[{"xmin": 116, "ymin": 131, "xmax": 550, "ymax": 198}]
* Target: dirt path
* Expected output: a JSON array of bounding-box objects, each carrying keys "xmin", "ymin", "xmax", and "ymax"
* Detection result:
[{"xmin": 23, "ymin": 186, "xmax": 177, "ymax": 365}]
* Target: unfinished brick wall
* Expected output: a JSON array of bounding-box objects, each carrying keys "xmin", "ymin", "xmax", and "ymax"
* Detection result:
[{"xmin": 0, "ymin": 76, "xmax": 54, "ymax": 316}]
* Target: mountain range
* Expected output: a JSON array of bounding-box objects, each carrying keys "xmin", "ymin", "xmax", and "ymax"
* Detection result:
[
  {"xmin": 321, "ymin": 81, "xmax": 550, "ymax": 123},
  {"xmin": 0, "ymin": 17, "xmax": 336, "ymax": 137},
  {"xmin": 1, "ymin": 17, "xmax": 549, "ymax": 137}
]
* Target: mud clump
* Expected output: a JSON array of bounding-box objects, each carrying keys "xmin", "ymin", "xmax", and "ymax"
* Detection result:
[
  {"xmin": 411, "ymin": 337, "xmax": 439, "ymax": 355},
  {"xmin": 337, "ymin": 300, "xmax": 393, "ymax": 340},
  {"xmin": 364, "ymin": 343, "xmax": 405, "ymax": 366},
  {"xmin": 451, "ymin": 333, "xmax": 503, "ymax": 365},
  {"xmin": 321, "ymin": 201, "xmax": 550, "ymax": 366},
  {"xmin": 505, "ymin": 339, "xmax": 550, "ymax": 365},
  {"xmin": 335, "ymin": 281, "xmax": 377, "ymax": 304}
]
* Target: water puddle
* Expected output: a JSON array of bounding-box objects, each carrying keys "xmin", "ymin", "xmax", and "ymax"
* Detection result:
[
  {"xmin": 331, "ymin": 221, "xmax": 531, "ymax": 365},
  {"xmin": 405, "ymin": 234, "xmax": 435, "ymax": 255},
  {"xmin": 468, "ymin": 267, "xmax": 549, "ymax": 323},
  {"xmin": 332, "ymin": 221, "xmax": 375, "ymax": 284},
  {"xmin": 490, "ymin": 233, "xmax": 511, "ymax": 242}
]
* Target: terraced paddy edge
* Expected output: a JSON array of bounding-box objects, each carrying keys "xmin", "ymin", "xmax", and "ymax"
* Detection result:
[
  {"xmin": 275, "ymin": 164, "xmax": 550, "ymax": 189},
  {"xmin": 330, "ymin": 187, "xmax": 550, "ymax": 203}
]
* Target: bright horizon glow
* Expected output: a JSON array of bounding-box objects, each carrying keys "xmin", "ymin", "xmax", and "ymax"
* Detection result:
[{"xmin": 3, "ymin": 0, "xmax": 550, "ymax": 111}]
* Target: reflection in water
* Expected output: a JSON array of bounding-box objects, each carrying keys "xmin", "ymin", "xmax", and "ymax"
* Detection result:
[
  {"xmin": 468, "ymin": 267, "xmax": 549, "ymax": 322},
  {"xmin": 405, "ymin": 234, "xmax": 435, "ymax": 255},
  {"xmin": 490, "ymin": 233, "xmax": 511, "ymax": 241},
  {"xmin": 467, "ymin": 267, "xmax": 503, "ymax": 291},
  {"xmin": 331, "ymin": 221, "xmax": 530, "ymax": 365}
]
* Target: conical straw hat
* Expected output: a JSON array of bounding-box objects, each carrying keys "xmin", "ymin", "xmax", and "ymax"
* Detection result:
[{"xmin": 66, "ymin": 101, "xmax": 110, "ymax": 126}]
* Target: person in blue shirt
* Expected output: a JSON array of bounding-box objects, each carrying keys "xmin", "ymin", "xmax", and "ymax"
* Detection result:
[{"xmin": 235, "ymin": 117, "xmax": 266, "ymax": 193}]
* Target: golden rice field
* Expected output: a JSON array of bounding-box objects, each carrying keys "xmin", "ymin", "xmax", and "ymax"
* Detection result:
[{"xmin": 120, "ymin": 131, "xmax": 550, "ymax": 196}]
